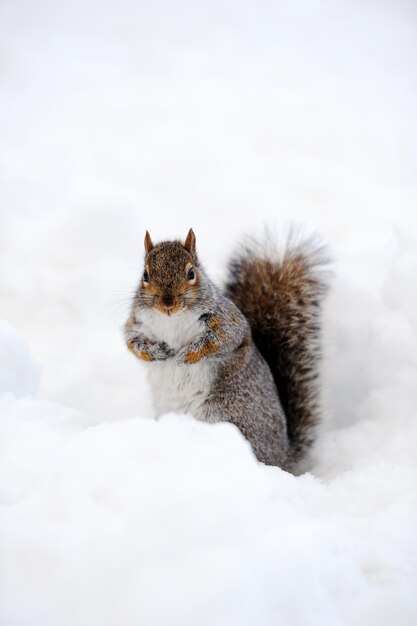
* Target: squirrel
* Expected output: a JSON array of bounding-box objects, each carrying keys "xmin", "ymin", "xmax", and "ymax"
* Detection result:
[{"xmin": 124, "ymin": 228, "xmax": 329, "ymax": 472}]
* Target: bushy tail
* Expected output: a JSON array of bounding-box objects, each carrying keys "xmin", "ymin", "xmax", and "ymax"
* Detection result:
[{"xmin": 225, "ymin": 232, "xmax": 330, "ymax": 466}]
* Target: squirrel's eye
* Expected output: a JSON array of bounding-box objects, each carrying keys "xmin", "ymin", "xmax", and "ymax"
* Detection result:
[
  {"xmin": 143, "ymin": 270, "xmax": 149, "ymax": 283},
  {"xmin": 187, "ymin": 267, "xmax": 195, "ymax": 281}
]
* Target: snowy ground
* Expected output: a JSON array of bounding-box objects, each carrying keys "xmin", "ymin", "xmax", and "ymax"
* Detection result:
[{"xmin": 1, "ymin": 0, "xmax": 417, "ymax": 624}]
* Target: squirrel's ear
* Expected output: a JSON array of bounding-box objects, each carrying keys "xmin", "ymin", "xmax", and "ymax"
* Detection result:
[
  {"xmin": 184, "ymin": 228, "xmax": 196, "ymax": 254},
  {"xmin": 144, "ymin": 230, "xmax": 154, "ymax": 253}
]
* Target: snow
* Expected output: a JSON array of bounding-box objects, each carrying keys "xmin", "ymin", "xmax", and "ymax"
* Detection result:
[
  {"xmin": 0, "ymin": 321, "xmax": 40, "ymax": 398},
  {"xmin": 1, "ymin": 0, "xmax": 417, "ymax": 624}
]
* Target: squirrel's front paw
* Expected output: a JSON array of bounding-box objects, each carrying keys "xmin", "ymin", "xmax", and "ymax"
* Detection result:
[
  {"xmin": 127, "ymin": 339, "xmax": 154, "ymax": 361},
  {"xmin": 128, "ymin": 339, "xmax": 174, "ymax": 362},
  {"xmin": 176, "ymin": 343, "xmax": 204, "ymax": 366},
  {"xmin": 150, "ymin": 341, "xmax": 175, "ymax": 361}
]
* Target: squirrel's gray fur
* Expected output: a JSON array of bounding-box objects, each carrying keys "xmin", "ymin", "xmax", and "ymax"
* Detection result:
[{"xmin": 124, "ymin": 228, "xmax": 329, "ymax": 471}]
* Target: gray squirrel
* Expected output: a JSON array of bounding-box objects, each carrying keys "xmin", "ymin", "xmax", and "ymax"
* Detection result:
[{"xmin": 124, "ymin": 228, "xmax": 329, "ymax": 471}]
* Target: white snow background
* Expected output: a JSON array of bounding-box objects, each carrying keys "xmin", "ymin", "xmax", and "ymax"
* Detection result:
[{"xmin": 1, "ymin": 0, "xmax": 417, "ymax": 624}]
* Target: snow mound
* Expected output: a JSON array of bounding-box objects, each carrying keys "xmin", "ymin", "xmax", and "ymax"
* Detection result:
[
  {"xmin": 0, "ymin": 320, "xmax": 40, "ymax": 398},
  {"xmin": 1, "ymin": 391, "xmax": 416, "ymax": 626}
]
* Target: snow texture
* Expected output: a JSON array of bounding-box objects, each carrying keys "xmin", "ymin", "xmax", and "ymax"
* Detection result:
[{"xmin": 1, "ymin": 0, "xmax": 417, "ymax": 624}]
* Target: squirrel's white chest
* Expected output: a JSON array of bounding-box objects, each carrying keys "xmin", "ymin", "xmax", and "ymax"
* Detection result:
[
  {"xmin": 139, "ymin": 308, "xmax": 202, "ymax": 350},
  {"xmin": 138, "ymin": 308, "xmax": 217, "ymax": 417},
  {"xmin": 148, "ymin": 358, "xmax": 215, "ymax": 417}
]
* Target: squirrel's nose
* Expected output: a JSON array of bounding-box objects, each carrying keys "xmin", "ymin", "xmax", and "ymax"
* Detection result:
[{"xmin": 162, "ymin": 294, "xmax": 175, "ymax": 311}]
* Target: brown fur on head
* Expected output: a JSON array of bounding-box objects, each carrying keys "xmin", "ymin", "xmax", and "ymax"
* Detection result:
[{"xmin": 140, "ymin": 229, "xmax": 200, "ymax": 316}]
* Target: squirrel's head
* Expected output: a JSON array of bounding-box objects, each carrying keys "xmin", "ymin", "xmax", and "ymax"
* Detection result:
[{"xmin": 137, "ymin": 228, "xmax": 200, "ymax": 316}]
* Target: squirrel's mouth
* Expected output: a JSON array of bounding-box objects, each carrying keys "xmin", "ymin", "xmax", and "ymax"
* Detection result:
[{"xmin": 156, "ymin": 301, "xmax": 181, "ymax": 316}]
